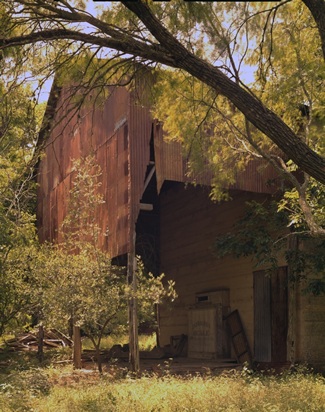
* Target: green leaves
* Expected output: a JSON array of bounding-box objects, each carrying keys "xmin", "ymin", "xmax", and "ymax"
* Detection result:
[
  {"xmin": 0, "ymin": 242, "xmax": 39, "ymax": 335},
  {"xmin": 215, "ymin": 200, "xmax": 287, "ymax": 268},
  {"xmin": 0, "ymin": 79, "xmax": 42, "ymax": 336},
  {"xmin": 214, "ymin": 200, "xmax": 325, "ymax": 295},
  {"xmin": 278, "ymin": 178, "xmax": 325, "ymax": 230},
  {"xmin": 32, "ymin": 242, "xmax": 125, "ymax": 333},
  {"xmin": 134, "ymin": 258, "xmax": 177, "ymax": 324},
  {"xmin": 31, "ymin": 156, "xmax": 177, "ymax": 346}
]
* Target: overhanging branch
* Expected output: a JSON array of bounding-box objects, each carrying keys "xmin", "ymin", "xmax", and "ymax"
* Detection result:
[
  {"xmin": 122, "ymin": 0, "xmax": 325, "ymax": 184},
  {"xmin": 1, "ymin": 0, "xmax": 324, "ymax": 183}
]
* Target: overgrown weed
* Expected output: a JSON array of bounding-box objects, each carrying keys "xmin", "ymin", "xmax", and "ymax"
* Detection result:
[
  {"xmin": 1, "ymin": 348, "xmax": 324, "ymax": 411},
  {"xmin": 0, "ymin": 364, "xmax": 324, "ymax": 412}
]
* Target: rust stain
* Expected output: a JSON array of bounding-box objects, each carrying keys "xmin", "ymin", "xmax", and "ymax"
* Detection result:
[{"xmin": 37, "ymin": 83, "xmax": 280, "ymax": 257}]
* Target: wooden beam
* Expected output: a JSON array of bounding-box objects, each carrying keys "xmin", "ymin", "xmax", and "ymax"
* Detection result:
[
  {"xmin": 143, "ymin": 165, "xmax": 156, "ymax": 194},
  {"xmin": 140, "ymin": 203, "xmax": 153, "ymax": 211}
]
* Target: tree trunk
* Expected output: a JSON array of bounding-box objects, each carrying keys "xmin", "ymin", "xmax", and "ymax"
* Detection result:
[
  {"xmin": 95, "ymin": 344, "xmax": 102, "ymax": 374},
  {"xmin": 302, "ymin": 0, "xmax": 325, "ymax": 61}
]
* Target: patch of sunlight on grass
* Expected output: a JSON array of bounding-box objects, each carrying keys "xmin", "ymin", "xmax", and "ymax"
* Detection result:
[
  {"xmin": 81, "ymin": 333, "xmax": 157, "ymax": 351},
  {"xmin": 1, "ymin": 365, "xmax": 325, "ymax": 412},
  {"xmin": 139, "ymin": 333, "xmax": 157, "ymax": 351},
  {"xmin": 27, "ymin": 371, "xmax": 325, "ymax": 412}
]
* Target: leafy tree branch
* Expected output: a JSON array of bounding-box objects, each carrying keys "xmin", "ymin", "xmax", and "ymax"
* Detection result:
[{"xmin": 0, "ymin": 0, "xmax": 324, "ymax": 183}]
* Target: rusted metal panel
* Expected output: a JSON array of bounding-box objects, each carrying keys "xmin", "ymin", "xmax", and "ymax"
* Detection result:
[
  {"xmin": 37, "ymin": 85, "xmax": 132, "ymax": 257},
  {"xmin": 153, "ymin": 121, "xmax": 186, "ymax": 192},
  {"xmin": 56, "ymin": 176, "xmax": 70, "ymax": 244},
  {"xmin": 153, "ymin": 121, "xmax": 279, "ymax": 194},
  {"xmin": 106, "ymin": 136, "xmax": 118, "ymax": 254},
  {"xmin": 254, "ymin": 270, "xmax": 272, "ymax": 362},
  {"xmin": 129, "ymin": 93, "xmax": 153, "ymax": 226},
  {"xmin": 37, "ymin": 81, "xmax": 281, "ymax": 259},
  {"xmin": 49, "ymin": 189, "xmax": 58, "ymax": 242},
  {"xmin": 271, "ymin": 267, "xmax": 288, "ymax": 362},
  {"xmin": 254, "ymin": 268, "xmax": 288, "ymax": 363},
  {"xmin": 233, "ymin": 160, "xmax": 279, "ymax": 194}
]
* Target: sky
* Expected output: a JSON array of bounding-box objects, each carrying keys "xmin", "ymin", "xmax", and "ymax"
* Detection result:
[{"xmin": 37, "ymin": 0, "xmax": 256, "ymax": 102}]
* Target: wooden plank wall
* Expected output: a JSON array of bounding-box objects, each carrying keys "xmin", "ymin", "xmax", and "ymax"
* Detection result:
[
  {"xmin": 296, "ymin": 289, "xmax": 325, "ymax": 371},
  {"xmin": 159, "ymin": 183, "xmax": 325, "ymax": 368},
  {"xmin": 158, "ymin": 182, "xmax": 270, "ymax": 351}
]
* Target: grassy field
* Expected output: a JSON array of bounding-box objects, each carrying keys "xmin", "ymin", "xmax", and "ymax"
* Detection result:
[
  {"xmin": 0, "ymin": 360, "xmax": 324, "ymax": 411},
  {"xmin": 0, "ymin": 337, "xmax": 324, "ymax": 412}
]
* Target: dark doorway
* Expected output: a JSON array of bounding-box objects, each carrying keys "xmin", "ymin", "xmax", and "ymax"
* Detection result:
[{"xmin": 254, "ymin": 267, "xmax": 288, "ymax": 363}]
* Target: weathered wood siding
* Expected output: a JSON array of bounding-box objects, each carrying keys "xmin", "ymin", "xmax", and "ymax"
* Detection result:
[
  {"xmin": 158, "ymin": 182, "xmax": 270, "ymax": 353},
  {"xmin": 295, "ymin": 289, "xmax": 325, "ymax": 370},
  {"xmin": 159, "ymin": 183, "xmax": 325, "ymax": 369}
]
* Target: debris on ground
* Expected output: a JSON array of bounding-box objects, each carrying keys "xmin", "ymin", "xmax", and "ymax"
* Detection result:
[{"xmin": 4, "ymin": 329, "xmax": 72, "ymax": 351}]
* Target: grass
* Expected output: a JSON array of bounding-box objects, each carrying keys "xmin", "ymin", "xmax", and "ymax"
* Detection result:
[
  {"xmin": 0, "ymin": 359, "xmax": 324, "ymax": 412},
  {"xmin": 0, "ymin": 337, "xmax": 324, "ymax": 412},
  {"xmin": 81, "ymin": 333, "xmax": 157, "ymax": 352},
  {"xmin": 1, "ymin": 366, "xmax": 324, "ymax": 411}
]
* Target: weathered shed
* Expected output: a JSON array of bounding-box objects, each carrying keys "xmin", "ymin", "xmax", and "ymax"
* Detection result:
[{"xmin": 37, "ymin": 81, "xmax": 325, "ymax": 371}]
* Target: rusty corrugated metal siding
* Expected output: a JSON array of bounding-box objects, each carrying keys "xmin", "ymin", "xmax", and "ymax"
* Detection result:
[
  {"xmin": 154, "ymin": 121, "xmax": 186, "ymax": 193},
  {"xmin": 233, "ymin": 160, "xmax": 279, "ymax": 194},
  {"xmin": 129, "ymin": 90, "xmax": 153, "ymax": 225},
  {"xmin": 37, "ymin": 82, "xmax": 281, "ymax": 258},
  {"xmin": 153, "ymin": 121, "xmax": 279, "ymax": 194},
  {"xmin": 37, "ymin": 84, "xmax": 153, "ymax": 257}
]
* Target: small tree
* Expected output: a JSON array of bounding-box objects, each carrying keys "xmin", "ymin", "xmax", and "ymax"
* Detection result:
[
  {"xmin": 0, "ymin": 80, "xmax": 43, "ymax": 337},
  {"xmin": 33, "ymin": 156, "xmax": 176, "ymax": 372},
  {"xmin": 0, "ymin": 241, "xmax": 37, "ymax": 336},
  {"xmin": 33, "ymin": 242, "xmax": 125, "ymax": 372}
]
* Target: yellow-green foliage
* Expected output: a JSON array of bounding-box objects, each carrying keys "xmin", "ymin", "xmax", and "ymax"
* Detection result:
[
  {"xmin": 1, "ymin": 366, "xmax": 324, "ymax": 412},
  {"xmin": 82, "ymin": 333, "xmax": 157, "ymax": 351}
]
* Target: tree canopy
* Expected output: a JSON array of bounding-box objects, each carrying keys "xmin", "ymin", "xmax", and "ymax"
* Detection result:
[
  {"xmin": 0, "ymin": 75, "xmax": 43, "ymax": 335},
  {"xmin": 0, "ymin": 0, "xmax": 324, "ymax": 237}
]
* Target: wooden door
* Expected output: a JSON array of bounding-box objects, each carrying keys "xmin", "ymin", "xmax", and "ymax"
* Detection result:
[
  {"xmin": 188, "ymin": 305, "xmax": 222, "ymax": 359},
  {"xmin": 254, "ymin": 267, "xmax": 288, "ymax": 363}
]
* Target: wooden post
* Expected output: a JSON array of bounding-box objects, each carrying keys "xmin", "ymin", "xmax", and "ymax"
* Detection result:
[
  {"xmin": 155, "ymin": 303, "xmax": 161, "ymax": 348},
  {"xmin": 128, "ymin": 231, "xmax": 140, "ymax": 373},
  {"xmin": 73, "ymin": 325, "xmax": 82, "ymax": 369},
  {"xmin": 288, "ymin": 235, "xmax": 298, "ymax": 365},
  {"xmin": 126, "ymin": 120, "xmax": 139, "ymax": 374},
  {"xmin": 37, "ymin": 324, "xmax": 44, "ymax": 363}
]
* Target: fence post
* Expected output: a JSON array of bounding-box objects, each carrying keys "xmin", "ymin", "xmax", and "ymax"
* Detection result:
[{"xmin": 73, "ymin": 325, "xmax": 82, "ymax": 369}]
